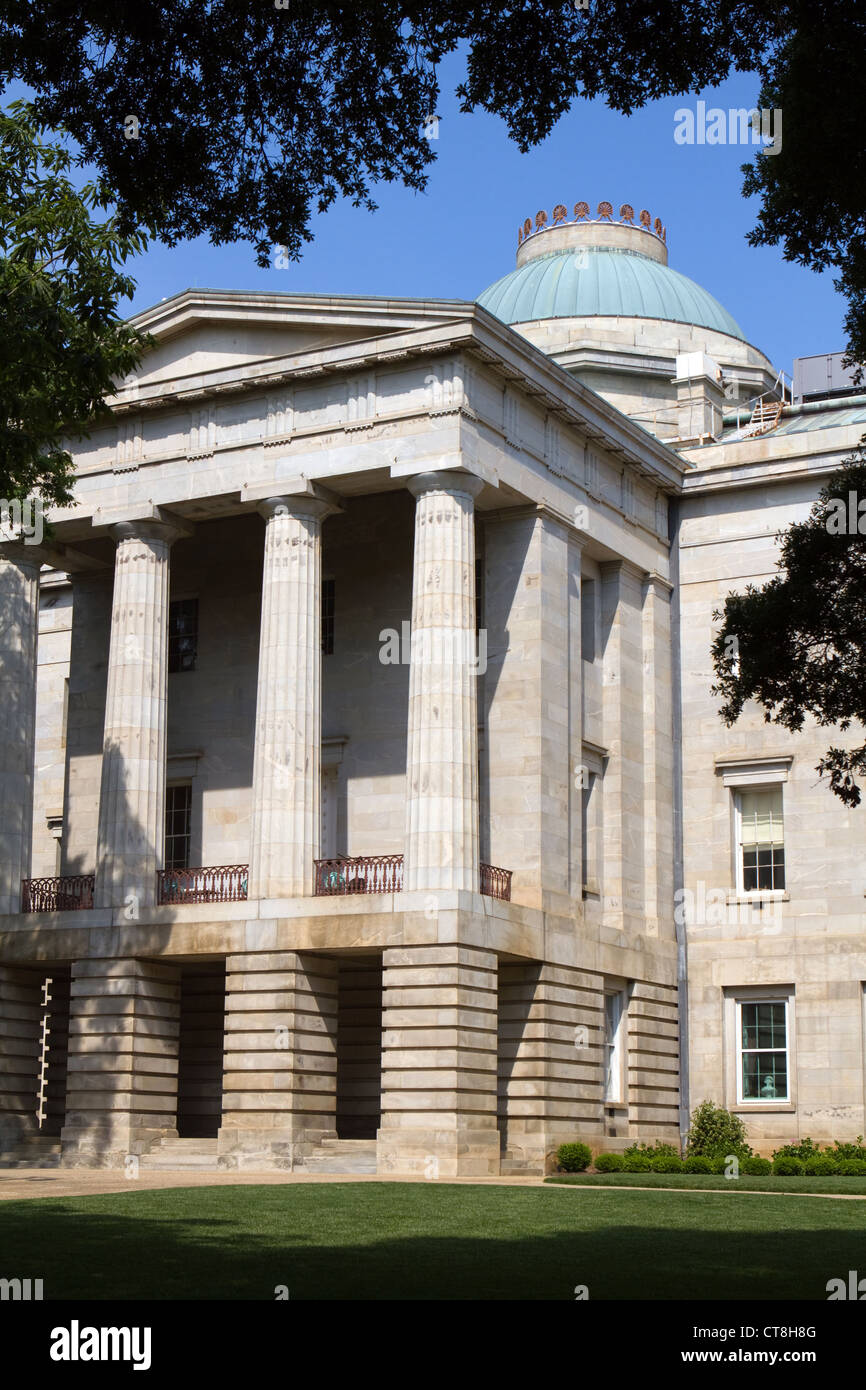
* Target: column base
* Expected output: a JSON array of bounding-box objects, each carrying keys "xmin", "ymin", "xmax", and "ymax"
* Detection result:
[
  {"xmin": 217, "ymin": 1125, "xmax": 337, "ymax": 1172},
  {"xmin": 376, "ymin": 1126, "xmax": 501, "ymax": 1178},
  {"xmin": 59, "ymin": 1121, "xmax": 179, "ymax": 1169}
]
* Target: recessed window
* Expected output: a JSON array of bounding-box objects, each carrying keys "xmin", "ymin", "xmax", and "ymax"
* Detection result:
[
  {"xmin": 321, "ymin": 579, "xmax": 335, "ymax": 655},
  {"xmin": 738, "ymin": 999, "xmax": 789, "ymax": 1102},
  {"xmin": 736, "ymin": 786, "xmax": 785, "ymax": 892},
  {"xmin": 603, "ymin": 988, "xmax": 626, "ymax": 1102},
  {"xmin": 165, "ymin": 785, "xmax": 192, "ymax": 870},
  {"xmin": 169, "ymin": 599, "xmax": 198, "ymax": 673}
]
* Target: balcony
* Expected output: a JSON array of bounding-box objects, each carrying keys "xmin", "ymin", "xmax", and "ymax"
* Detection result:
[
  {"xmin": 21, "ymin": 874, "xmax": 95, "ymax": 913},
  {"xmin": 314, "ymin": 855, "xmax": 513, "ymax": 901},
  {"xmin": 157, "ymin": 865, "xmax": 249, "ymax": 905}
]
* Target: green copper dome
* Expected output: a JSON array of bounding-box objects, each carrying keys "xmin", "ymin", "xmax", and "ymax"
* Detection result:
[{"xmin": 477, "ymin": 246, "xmax": 746, "ymax": 341}]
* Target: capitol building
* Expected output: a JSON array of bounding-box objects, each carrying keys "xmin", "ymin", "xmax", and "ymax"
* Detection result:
[{"xmin": 1, "ymin": 200, "xmax": 863, "ymax": 1174}]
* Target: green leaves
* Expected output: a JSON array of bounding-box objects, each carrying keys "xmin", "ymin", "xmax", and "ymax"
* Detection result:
[
  {"xmin": 712, "ymin": 445, "xmax": 866, "ymax": 804},
  {"xmin": 0, "ymin": 100, "xmax": 149, "ymax": 506}
]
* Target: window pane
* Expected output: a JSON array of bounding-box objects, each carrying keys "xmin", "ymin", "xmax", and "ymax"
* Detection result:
[
  {"xmin": 742, "ymin": 1051, "xmax": 787, "ymax": 1101},
  {"xmin": 739, "ymin": 787, "xmax": 783, "ymax": 847}
]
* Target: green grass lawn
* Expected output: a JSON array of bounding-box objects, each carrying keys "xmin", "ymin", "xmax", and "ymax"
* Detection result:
[
  {"xmin": 547, "ymin": 1171, "xmax": 866, "ymax": 1196},
  {"xmin": 1, "ymin": 1182, "xmax": 864, "ymax": 1299}
]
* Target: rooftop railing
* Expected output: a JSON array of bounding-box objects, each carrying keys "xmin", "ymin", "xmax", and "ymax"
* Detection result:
[{"xmin": 314, "ymin": 855, "xmax": 512, "ymax": 901}]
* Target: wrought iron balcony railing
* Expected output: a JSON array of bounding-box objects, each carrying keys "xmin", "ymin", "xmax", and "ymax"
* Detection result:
[
  {"xmin": 314, "ymin": 855, "xmax": 512, "ymax": 901},
  {"xmin": 21, "ymin": 874, "xmax": 95, "ymax": 913},
  {"xmin": 157, "ymin": 865, "xmax": 249, "ymax": 905}
]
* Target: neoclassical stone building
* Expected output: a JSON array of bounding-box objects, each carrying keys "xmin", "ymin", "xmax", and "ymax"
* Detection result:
[{"xmin": 1, "ymin": 201, "xmax": 864, "ymax": 1173}]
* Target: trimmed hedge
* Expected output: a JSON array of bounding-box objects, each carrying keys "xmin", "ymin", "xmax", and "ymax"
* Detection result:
[
  {"xmin": 742, "ymin": 1156, "xmax": 772, "ymax": 1175},
  {"xmin": 594, "ymin": 1153, "xmax": 624, "ymax": 1172},
  {"xmin": 804, "ymin": 1156, "xmax": 840, "ymax": 1176},
  {"xmin": 622, "ymin": 1153, "xmax": 653, "ymax": 1172},
  {"xmin": 556, "ymin": 1142, "xmax": 592, "ymax": 1173},
  {"xmin": 773, "ymin": 1156, "xmax": 804, "ymax": 1176},
  {"xmin": 682, "ymin": 1155, "xmax": 713, "ymax": 1174},
  {"xmin": 650, "ymin": 1154, "xmax": 684, "ymax": 1173},
  {"xmin": 839, "ymin": 1159, "xmax": 866, "ymax": 1176}
]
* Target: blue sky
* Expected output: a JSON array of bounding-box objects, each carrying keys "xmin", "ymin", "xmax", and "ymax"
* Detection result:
[{"xmin": 10, "ymin": 65, "xmax": 847, "ymax": 373}]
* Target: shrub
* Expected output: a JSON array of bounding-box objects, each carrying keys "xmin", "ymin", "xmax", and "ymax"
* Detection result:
[
  {"xmin": 651, "ymin": 1154, "xmax": 683, "ymax": 1173},
  {"xmin": 772, "ymin": 1137, "xmax": 821, "ymax": 1162},
  {"xmin": 594, "ymin": 1152, "xmax": 624, "ymax": 1172},
  {"xmin": 839, "ymin": 1159, "xmax": 866, "ymax": 1176},
  {"xmin": 682, "ymin": 1155, "xmax": 713, "ymax": 1174},
  {"xmin": 742, "ymin": 1156, "xmax": 772, "ymax": 1176},
  {"xmin": 711, "ymin": 1154, "xmax": 733, "ymax": 1175},
  {"xmin": 556, "ymin": 1142, "xmax": 592, "ymax": 1173},
  {"xmin": 773, "ymin": 1156, "xmax": 804, "ymax": 1176},
  {"xmin": 804, "ymin": 1156, "xmax": 840, "ymax": 1176},
  {"xmin": 623, "ymin": 1141, "xmax": 679, "ymax": 1159},
  {"xmin": 828, "ymin": 1139, "xmax": 866, "ymax": 1163},
  {"xmin": 686, "ymin": 1101, "xmax": 752, "ymax": 1159},
  {"xmin": 622, "ymin": 1153, "xmax": 653, "ymax": 1172}
]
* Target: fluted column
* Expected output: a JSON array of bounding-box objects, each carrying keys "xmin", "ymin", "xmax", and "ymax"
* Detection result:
[
  {"xmin": 0, "ymin": 545, "xmax": 40, "ymax": 914},
  {"xmin": 249, "ymin": 496, "xmax": 336, "ymax": 899},
  {"xmin": 404, "ymin": 471, "xmax": 483, "ymax": 892},
  {"xmin": 95, "ymin": 520, "xmax": 185, "ymax": 910}
]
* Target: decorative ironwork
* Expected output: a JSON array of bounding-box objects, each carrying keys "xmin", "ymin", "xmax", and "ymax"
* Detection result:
[
  {"xmin": 22, "ymin": 875, "xmax": 94, "ymax": 912},
  {"xmin": 517, "ymin": 200, "xmax": 666, "ymax": 247},
  {"xmin": 480, "ymin": 863, "xmax": 513, "ymax": 901},
  {"xmin": 157, "ymin": 865, "xmax": 248, "ymax": 904},
  {"xmin": 315, "ymin": 855, "xmax": 404, "ymax": 895},
  {"xmin": 314, "ymin": 855, "xmax": 513, "ymax": 900}
]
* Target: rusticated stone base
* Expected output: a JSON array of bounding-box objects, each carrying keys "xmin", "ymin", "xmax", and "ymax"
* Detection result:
[{"xmin": 376, "ymin": 1125, "xmax": 501, "ymax": 1178}]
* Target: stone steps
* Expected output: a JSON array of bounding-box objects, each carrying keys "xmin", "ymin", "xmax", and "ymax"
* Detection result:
[
  {"xmin": 303, "ymin": 1139, "xmax": 378, "ymax": 1174},
  {"xmin": 138, "ymin": 1137, "xmax": 221, "ymax": 1172},
  {"xmin": 0, "ymin": 1135, "xmax": 62, "ymax": 1169}
]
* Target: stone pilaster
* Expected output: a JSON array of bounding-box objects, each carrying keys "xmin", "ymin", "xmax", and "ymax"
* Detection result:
[
  {"xmin": 404, "ymin": 472, "xmax": 483, "ymax": 893},
  {"xmin": 600, "ymin": 561, "xmax": 645, "ymax": 925},
  {"xmin": 642, "ymin": 575, "xmax": 675, "ymax": 939},
  {"xmin": 0, "ymin": 546, "xmax": 40, "ymax": 914},
  {"xmin": 61, "ymin": 959, "xmax": 181, "ymax": 1167},
  {"xmin": 94, "ymin": 519, "xmax": 186, "ymax": 910},
  {"xmin": 248, "ymin": 497, "xmax": 336, "ymax": 899},
  {"xmin": 0, "ymin": 965, "xmax": 43, "ymax": 1149},
  {"xmin": 377, "ymin": 945, "xmax": 500, "ymax": 1176},
  {"xmin": 218, "ymin": 951, "xmax": 338, "ymax": 1170},
  {"xmin": 498, "ymin": 961, "xmax": 604, "ymax": 1172}
]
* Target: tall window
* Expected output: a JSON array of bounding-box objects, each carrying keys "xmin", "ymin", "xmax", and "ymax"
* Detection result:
[
  {"xmin": 738, "ymin": 999, "xmax": 788, "ymax": 1102},
  {"xmin": 736, "ymin": 787, "xmax": 785, "ymax": 892},
  {"xmin": 165, "ymin": 785, "xmax": 192, "ymax": 870},
  {"xmin": 321, "ymin": 579, "xmax": 335, "ymax": 655},
  {"xmin": 169, "ymin": 599, "xmax": 198, "ymax": 673},
  {"xmin": 603, "ymin": 988, "xmax": 626, "ymax": 1102}
]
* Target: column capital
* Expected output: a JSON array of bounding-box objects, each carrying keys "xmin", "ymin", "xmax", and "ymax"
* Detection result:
[
  {"xmin": 405, "ymin": 470, "xmax": 485, "ymax": 501},
  {"xmin": 109, "ymin": 516, "xmax": 191, "ymax": 548},
  {"xmin": 255, "ymin": 494, "xmax": 339, "ymax": 524}
]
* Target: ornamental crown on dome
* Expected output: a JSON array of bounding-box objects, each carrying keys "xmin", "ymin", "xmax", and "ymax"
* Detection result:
[{"xmin": 518, "ymin": 201, "xmax": 666, "ymax": 247}]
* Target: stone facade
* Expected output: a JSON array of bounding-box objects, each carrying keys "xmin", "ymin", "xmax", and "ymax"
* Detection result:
[{"xmin": 0, "ymin": 215, "xmax": 862, "ymax": 1172}]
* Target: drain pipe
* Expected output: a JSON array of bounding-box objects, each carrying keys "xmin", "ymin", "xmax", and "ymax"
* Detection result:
[{"xmin": 668, "ymin": 494, "xmax": 690, "ymax": 1151}]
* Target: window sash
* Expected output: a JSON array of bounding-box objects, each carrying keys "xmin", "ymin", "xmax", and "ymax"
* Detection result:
[
  {"xmin": 736, "ymin": 787, "xmax": 785, "ymax": 891},
  {"xmin": 603, "ymin": 990, "xmax": 624, "ymax": 1103},
  {"xmin": 737, "ymin": 1000, "xmax": 789, "ymax": 1102}
]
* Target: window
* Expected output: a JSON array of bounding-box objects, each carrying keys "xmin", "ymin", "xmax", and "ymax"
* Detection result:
[
  {"xmin": 581, "ymin": 578, "xmax": 596, "ymax": 664},
  {"xmin": 736, "ymin": 787, "xmax": 785, "ymax": 892},
  {"xmin": 165, "ymin": 785, "xmax": 192, "ymax": 870},
  {"xmin": 603, "ymin": 988, "xmax": 626, "ymax": 1102},
  {"xmin": 580, "ymin": 743, "xmax": 605, "ymax": 895},
  {"xmin": 321, "ymin": 579, "xmax": 335, "ymax": 655},
  {"xmin": 169, "ymin": 599, "xmax": 198, "ymax": 673},
  {"xmin": 738, "ymin": 999, "xmax": 788, "ymax": 1102}
]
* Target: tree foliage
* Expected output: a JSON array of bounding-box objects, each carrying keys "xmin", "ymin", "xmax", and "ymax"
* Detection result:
[
  {"xmin": 0, "ymin": 2, "xmax": 862, "ymax": 361},
  {"xmin": 712, "ymin": 449, "xmax": 866, "ymax": 805},
  {"xmin": 0, "ymin": 100, "xmax": 149, "ymax": 506}
]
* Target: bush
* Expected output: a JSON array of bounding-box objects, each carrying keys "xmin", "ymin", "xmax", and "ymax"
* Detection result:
[
  {"xmin": 773, "ymin": 1156, "xmax": 804, "ymax": 1176},
  {"xmin": 650, "ymin": 1154, "xmax": 683, "ymax": 1173},
  {"xmin": 682, "ymin": 1155, "xmax": 713, "ymax": 1174},
  {"xmin": 742, "ymin": 1156, "xmax": 772, "ymax": 1176},
  {"xmin": 804, "ymin": 1156, "xmax": 840, "ymax": 1176},
  {"xmin": 556, "ymin": 1142, "xmax": 592, "ymax": 1173},
  {"xmin": 711, "ymin": 1154, "xmax": 736, "ymax": 1175},
  {"xmin": 839, "ymin": 1159, "xmax": 866, "ymax": 1176},
  {"xmin": 686, "ymin": 1101, "xmax": 752, "ymax": 1160},
  {"xmin": 623, "ymin": 1141, "xmax": 679, "ymax": 1159},
  {"xmin": 594, "ymin": 1152, "xmax": 624, "ymax": 1172},
  {"xmin": 622, "ymin": 1153, "xmax": 653, "ymax": 1172},
  {"xmin": 828, "ymin": 1139, "xmax": 866, "ymax": 1163},
  {"xmin": 772, "ymin": 1137, "xmax": 821, "ymax": 1162}
]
